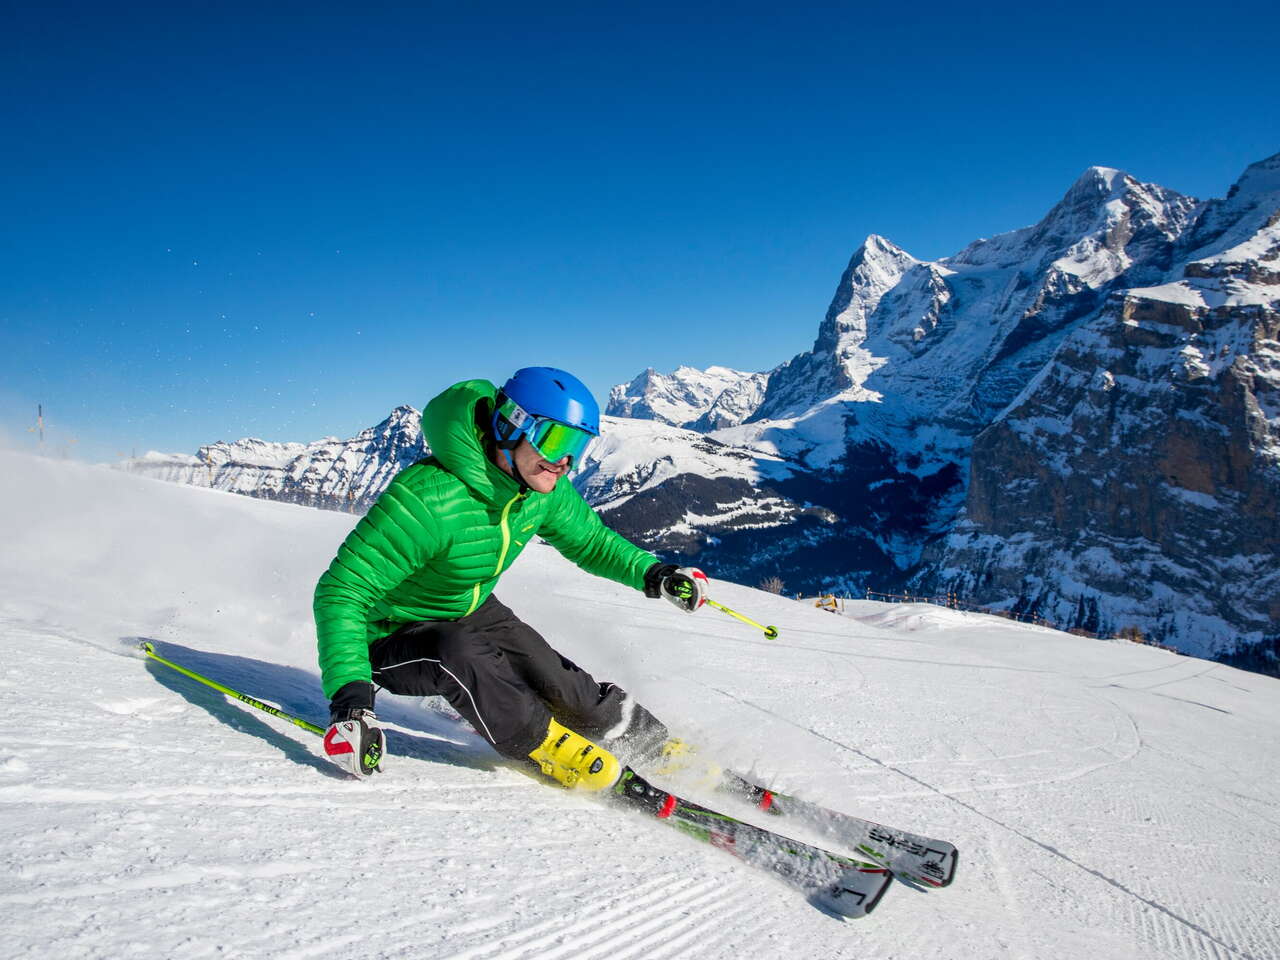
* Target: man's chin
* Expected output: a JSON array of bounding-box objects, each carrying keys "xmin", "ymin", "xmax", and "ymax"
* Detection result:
[{"xmin": 530, "ymin": 472, "xmax": 560, "ymax": 493}]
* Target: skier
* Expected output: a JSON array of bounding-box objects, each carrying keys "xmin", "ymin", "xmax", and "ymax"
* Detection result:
[{"xmin": 314, "ymin": 367, "xmax": 709, "ymax": 789}]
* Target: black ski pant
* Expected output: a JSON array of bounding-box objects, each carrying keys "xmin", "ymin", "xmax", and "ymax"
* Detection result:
[{"xmin": 369, "ymin": 595, "xmax": 666, "ymax": 761}]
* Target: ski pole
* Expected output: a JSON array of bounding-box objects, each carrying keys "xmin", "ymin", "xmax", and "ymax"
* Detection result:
[
  {"xmin": 139, "ymin": 641, "xmax": 325, "ymax": 736},
  {"xmin": 706, "ymin": 599, "xmax": 779, "ymax": 640}
]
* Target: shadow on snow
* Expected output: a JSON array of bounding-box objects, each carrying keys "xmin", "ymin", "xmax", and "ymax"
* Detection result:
[{"xmin": 128, "ymin": 637, "xmax": 503, "ymax": 778}]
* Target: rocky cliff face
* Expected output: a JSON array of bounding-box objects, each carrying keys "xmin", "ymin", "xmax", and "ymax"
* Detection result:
[
  {"xmin": 924, "ymin": 154, "xmax": 1280, "ymax": 658},
  {"xmin": 596, "ymin": 154, "xmax": 1278, "ymax": 665}
]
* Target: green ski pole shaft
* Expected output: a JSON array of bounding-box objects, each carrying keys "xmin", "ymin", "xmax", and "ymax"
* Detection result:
[
  {"xmin": 705, "ymin": 599, "xmax": 779, "ymax": 640},
  {"xmin": 139, "ymin": 641, "xmax": 326, "ymax": 736}
]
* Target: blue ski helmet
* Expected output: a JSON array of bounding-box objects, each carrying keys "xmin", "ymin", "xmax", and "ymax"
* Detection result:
[{"xmin": 491, "ymin": 367, "xmax": 600, "ymax": 466}]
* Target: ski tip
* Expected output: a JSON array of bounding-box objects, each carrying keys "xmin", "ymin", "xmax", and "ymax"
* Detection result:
[
  {"xmin": 940, "ymin": 848, "xmax": 958, "ymax": 887},
  {"xmin": 893, "ymin": 850, "xmax": 957, "ymax": 889},
  {"xmin": 920, "ymin": 848, "xmax": 958, "ymax": 888},
  {"xmin": 812, "ymin": 867, "xmax": 892, "ymax": 920},
  {"xmin": 888, "ymin": 845, "xmax": 958, "ymax": 889}
]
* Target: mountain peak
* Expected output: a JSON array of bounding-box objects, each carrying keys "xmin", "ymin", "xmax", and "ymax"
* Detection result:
[
  {"xmin": 1182, "ymin": 151, "xmax": 1280, "ymax": 264},
  {"xmin": 819, "ymin": 235, "xmax": 919, "ymax": 341},
  {"xmin": 862, "ymin": 233, "xmax": 903, "ymax": 253},
  {"xmin": 1052, "ymin": 166, "xmax": 1136, "ymax": 216},
  {"xmin": 1072, "ymin": 165, "xmax": 1126, "ymax": 192},
  {"xmin": 1225, "ymin": 150, "xmax": 1280, "ymax": 202},
  {"xmin": 606, "ymin": 365, "xmax": 767, "ymax": 429},
  {"xmin": 371, "ymin": 404, "xmax": 423, "ymax": 436},
  {"xmin": 855, "ymin": 236, "xmax": 916, "ymax": 271},
  {"xmin": 951, "ymin": 164, "xmax": 1194, "ymax": 274}
]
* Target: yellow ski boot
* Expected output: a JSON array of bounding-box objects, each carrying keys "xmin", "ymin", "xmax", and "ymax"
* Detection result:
[{"xmin": 529, "ymin": 718, "xmax": 622, "ymax": 791}]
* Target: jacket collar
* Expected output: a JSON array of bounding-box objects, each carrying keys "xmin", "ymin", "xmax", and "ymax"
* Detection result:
[{"xmin": 422, "ymin": 379, "xmax": 532, "ymax": 506}]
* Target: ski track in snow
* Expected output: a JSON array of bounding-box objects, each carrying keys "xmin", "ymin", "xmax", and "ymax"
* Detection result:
[
  {"xmin": 1, "ymin": 450, "xmax": 1279, "ymax": 960},
  {"xmin": 683, "ymin": 664, "xmax": 1274, "ymax": 959}
]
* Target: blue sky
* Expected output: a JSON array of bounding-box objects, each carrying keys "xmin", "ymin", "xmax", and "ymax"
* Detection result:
[{"xmin": 2, "ymin": 1, "xmax": 1277, "ymax": 461}]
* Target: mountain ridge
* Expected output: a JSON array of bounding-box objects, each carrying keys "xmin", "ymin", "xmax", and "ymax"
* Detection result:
[{"xmin": 117, "ymin": 153, "xmax": 1280, "ymax": 670}]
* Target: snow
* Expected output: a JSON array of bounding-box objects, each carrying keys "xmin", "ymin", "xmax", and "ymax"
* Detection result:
[
  {"xmin": 1185, "ymin": 153, "xmax": 1280, "ymax": 265},
  {"xmin": 2, "ymin": 449, "xmax": 1280, "ymax": 959},
  {"xmin": 1127, "ymin": 279, "xmax": 1276, "ymax": 311},
  {"xmin": 1125, "ymin": 282, "xmax": 1217, "ymax": 308},
  {"xmin": 715, "ymin": 400, "xmax": 859, "ymax": 470}
]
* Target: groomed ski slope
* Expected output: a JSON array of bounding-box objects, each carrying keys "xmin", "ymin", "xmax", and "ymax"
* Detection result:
[{"xmin": 1, "ymin": 449, "xmax": 1277, "ymax": 960}]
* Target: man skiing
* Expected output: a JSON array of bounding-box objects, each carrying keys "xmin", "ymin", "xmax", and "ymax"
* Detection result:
[{"xmin": 314, "ymin": 367, "xmax": 708, "ymax": 789}]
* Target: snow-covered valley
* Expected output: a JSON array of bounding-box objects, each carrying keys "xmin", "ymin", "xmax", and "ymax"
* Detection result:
[{"xmin": 2, "ymin": 450, "xmax": 1277, "ymax": 959}]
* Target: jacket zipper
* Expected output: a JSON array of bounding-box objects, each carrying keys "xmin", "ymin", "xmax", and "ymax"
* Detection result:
[
  {"xmin": 464, "ymin": 491, "xmax": 525, "ymax": 616},
  {"xmin": 493, "ymin": 491, "xmax": 525, "ymax": 576}
]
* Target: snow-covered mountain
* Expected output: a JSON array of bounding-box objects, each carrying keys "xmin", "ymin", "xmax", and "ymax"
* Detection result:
[
  {"xmin": 928, "ymin": 153, "xmax": 1280, "ymax": 660},
  {"xmin": 114, "ymin": 153, "xmax": 1280, "ymax": 667},
  {"xmin": 597, "ymin": 155, "xmax": 1279, "ymax": 665},
  {"xmin": 119, "ymin": 405, "xmax": 426, "ymax": 512},
  {"xmin": 606, "ymin": 365, "xmax": 770, "ymax": 430},
  {"xmin": 752, "ymin": 233, "xmax": 919, "ymax": 420},
  {"xmin": 751, "ymin": 166, "xmax": 1199, "ymax": 439},
  {"xmin": 6, "ymin": 449, "xmax": 1280, "ymax": 959}
]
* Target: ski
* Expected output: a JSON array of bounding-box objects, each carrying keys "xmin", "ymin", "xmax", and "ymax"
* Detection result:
[
  {"xmin": 712, "ymin": 769, "xmax": 958, "ymax": 888},
  {"xmin": 136, "ymin": 641, "xmax": 906, "ymax": 911},
  {"xmin": 610, "ymin": 767, "xmax": 892, "ymax": 919}
]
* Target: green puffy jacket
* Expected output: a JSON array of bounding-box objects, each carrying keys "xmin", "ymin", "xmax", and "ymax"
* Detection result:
[{"xmin": 313, "ymin": 379, "xmax": 658, "ymax": 699}]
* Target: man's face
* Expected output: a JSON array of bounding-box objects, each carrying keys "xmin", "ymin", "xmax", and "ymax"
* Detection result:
[{"xmin": 501, "ymin": 438, "xmax": 570, "ymax": 493}]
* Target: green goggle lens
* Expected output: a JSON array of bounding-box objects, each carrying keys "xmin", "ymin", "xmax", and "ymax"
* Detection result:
[{"xmin": 528, "ymin": 419, "xmax": 594, "ymax": 463}]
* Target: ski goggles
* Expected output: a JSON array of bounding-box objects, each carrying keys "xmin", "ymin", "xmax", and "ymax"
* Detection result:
[
  {"xmin": 496, "ymin": 398, "xmax": 596, "ymax": 465},
  {"xmin": 526, "ymin": 416, "xmax": 595, "ymax": 464}
]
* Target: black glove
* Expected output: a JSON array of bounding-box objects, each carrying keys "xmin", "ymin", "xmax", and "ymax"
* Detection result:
[
  {"xmin": 644, "ymin": 563, "xmax": 679, "ymax": 598},
  {"xmin": 644, "ymin": 562, "xmax": 709, "ymax": 613},
  {"xmin": 324, "ymin": 681, "xmax": 385, "ymax": 778}
]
